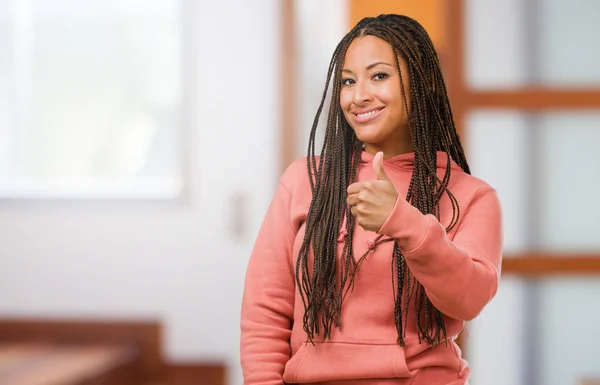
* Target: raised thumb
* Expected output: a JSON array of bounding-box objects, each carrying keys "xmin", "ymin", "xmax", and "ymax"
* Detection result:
[{"xmin": 373, "ymin": 151, "xmax": 389, "ymax": 181}]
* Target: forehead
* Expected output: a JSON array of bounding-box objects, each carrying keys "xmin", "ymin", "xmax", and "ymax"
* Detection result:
[{"xmin": 343, "ymin": 35, "xmax": 395, "ymax": 67}]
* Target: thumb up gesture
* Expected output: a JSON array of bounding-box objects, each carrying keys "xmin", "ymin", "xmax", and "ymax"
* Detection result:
[{"xmin": 347, "ymin": 151, "xmax": 399, "ymax": 232}]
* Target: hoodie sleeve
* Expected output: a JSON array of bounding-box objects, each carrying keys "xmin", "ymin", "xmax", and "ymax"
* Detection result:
[
  {"xmin": 240, "ymin": 179, "xmax": 296, "ymax": 385},
  {"xmin": 377, "ymin": 188, "xmax": 503, "ymax": 321}
]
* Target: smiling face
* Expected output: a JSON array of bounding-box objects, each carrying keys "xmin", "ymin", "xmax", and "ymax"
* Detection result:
[{"xmin": 340, "ymin": 35, "xmax": 413, "ymax": 157}]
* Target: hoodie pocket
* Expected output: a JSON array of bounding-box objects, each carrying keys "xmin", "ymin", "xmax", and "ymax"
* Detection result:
[{"xmin": 283, "ymin": 341, "xmax": 411, "ymax": 383}]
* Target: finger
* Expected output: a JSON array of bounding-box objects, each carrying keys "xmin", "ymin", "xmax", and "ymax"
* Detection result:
[
  {"xmin": 347, "ymin": 182, "xmax": 365, "ymax": 195},
  {"xmin": 373, "ymin": 151, "xmax": 390, "ymax": 181},
  {"xmin": 350, "ymin": 205, "xmax": 357, "ymax": 217},
  {"xmin": 347, "ymin": 194, "xmax": 360, "ymax": 206}
]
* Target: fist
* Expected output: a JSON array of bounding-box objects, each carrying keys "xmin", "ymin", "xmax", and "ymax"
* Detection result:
[{"xmin": 347, "ymin": 151, "xmax": 398, "ymax": 232}]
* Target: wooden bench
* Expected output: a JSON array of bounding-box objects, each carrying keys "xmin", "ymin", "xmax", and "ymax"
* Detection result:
[
  {"xmin": 0, "ymin": 318, "xmax": 225, "ymax": 385},
  {"xmin": 0, "ymin": 318, "xmax": 162, "ymax": 384},
  {"xmin": 0, "ymin": 342, "xmax": 137, "ymax": 385}
]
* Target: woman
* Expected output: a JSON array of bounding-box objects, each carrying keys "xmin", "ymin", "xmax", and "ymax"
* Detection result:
[{"xmin": 241, "ymin": 14, "xmax": 502, "ymax": 384}]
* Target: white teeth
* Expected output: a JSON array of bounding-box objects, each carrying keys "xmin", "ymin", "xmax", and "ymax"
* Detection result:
[{"xmin": 357, "ymin": 109, "xmax": 380, "ymax": 118}]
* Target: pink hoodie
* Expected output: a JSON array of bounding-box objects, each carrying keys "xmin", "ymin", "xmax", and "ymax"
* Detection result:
[{"xmin": 241, "ymin": 151, "xmax": 503, "ymax": 384}]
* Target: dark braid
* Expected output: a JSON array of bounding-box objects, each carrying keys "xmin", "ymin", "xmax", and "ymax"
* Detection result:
[{"xmin": 295, "ymin": 14, "xmax": 470, "ymax": 346}]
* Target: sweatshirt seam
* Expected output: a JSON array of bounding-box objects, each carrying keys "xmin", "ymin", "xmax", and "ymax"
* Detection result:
[
  {"xmin": 276, "ymin": 179, "xmax": 300, "ymax": 275},
  {"xmin": 452, "ymin": 343, "xmax": 462, "ymax": 379},
  {"xmin": 279, "ymin": 179, "xmax": 293, "ymax": 195},
  {"xmin": 292, "ymin": 343, "xmax": 310, "ymax": 382},
  {"xmin": 404, "ymin": 187, "xmax": 494, "ymax": 257},
  {"xmin": 446, "ymin": 187, "xmax": 498, "ymax": 319},
  {"xmin": 450, "ymin": 187, "xmax": 496, "ymax": 236},
  {"xmin": 278, "ymin": 179, "xmax": 296, "ymax": 230},
  {"xmin": 402, "ymin": 215, "xmax": 434, "ymax": 254}
]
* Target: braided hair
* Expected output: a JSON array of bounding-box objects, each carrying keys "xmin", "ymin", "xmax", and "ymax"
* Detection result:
[{"xmin": 295, "ymin": 14, "xmax": 471, "ymax": 347}]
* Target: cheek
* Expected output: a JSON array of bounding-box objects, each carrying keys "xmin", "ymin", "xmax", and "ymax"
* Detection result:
[
  {"xmin": 339, "ymin": 90, "xmax": 352, "ymax": 110},
  {"xmin": 381, "ymin": 87, "xmax": 406, "ymax": 114},
  {"xmin": 339, "ymin": 91, "xmax": 354, "ymax": 121}
]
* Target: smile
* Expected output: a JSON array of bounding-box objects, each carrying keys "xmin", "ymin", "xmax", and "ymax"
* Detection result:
[{"xmin": 352, "ymin": 107, "xmax": 385, "ymax": 123}]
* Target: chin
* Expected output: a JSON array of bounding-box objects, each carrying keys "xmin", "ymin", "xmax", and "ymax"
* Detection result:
[{"xmin": 354, "ymin": 129, "xmax": 385, "ymax": 145}]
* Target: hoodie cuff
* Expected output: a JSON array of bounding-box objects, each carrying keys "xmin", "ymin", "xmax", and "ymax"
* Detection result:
[{"xmin": 377, "ymin": 195, "xmax": 433, "ymax": 253}]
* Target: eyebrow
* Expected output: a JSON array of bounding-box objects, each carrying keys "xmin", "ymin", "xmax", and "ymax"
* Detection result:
[{"xmin": 342, "ymin": 61, "xmax": 394, "ymax": 73}]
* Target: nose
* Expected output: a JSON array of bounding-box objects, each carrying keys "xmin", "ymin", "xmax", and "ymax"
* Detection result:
[{"xmin": 352, "ymin": 79, "xmax": 373, "ymax": 105}]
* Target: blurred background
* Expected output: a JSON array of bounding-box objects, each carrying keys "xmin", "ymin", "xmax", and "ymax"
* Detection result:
[{"xmin": 0, "ymin": 0, "xmax": 599, "ymax": 384}]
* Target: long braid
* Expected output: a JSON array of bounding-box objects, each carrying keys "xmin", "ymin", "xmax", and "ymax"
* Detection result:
[{"xmin": 295, "ymin": 14, "xmax": 470, "ymax": 346}]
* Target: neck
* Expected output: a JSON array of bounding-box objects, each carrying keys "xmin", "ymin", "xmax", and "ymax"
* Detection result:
[{"xmin": 364, "ymin": 142, "xmax": 414, "ymax": 159}]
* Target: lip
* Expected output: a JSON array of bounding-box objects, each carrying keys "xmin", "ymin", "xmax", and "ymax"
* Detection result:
[{"xmin": 351, "ymin": 107, "xmax": 385, "ymax": 123}]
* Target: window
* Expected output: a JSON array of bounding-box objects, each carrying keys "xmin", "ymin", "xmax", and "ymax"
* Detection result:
[
  {"xmin": 447, "ymin": 0, "xmax": 600, "ymax": 384},
  {"xmin": 0, "ymin": 0, "xmax": 184, "ymax": 198}
]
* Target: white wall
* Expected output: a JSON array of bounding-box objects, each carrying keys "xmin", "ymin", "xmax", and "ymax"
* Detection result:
[
  {"xmin": 293, "ymin": 0, "xmax": 348, "ymax": 158},
  {"xmin": 0, "ymin": 1, "xmax": 280, "ymax": 384}
]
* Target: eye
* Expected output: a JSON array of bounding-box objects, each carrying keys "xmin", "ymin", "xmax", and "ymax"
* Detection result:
[
  {"xmin": 341, "ymin": 78, "xmax": 355, "ymax": 86},
  {"xmin": 372, "ymin": 72, "xmax": 389, "ymax": 80}
]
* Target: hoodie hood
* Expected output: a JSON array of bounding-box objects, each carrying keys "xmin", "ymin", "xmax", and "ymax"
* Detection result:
[{"xmin": 359, "ymin": 150, "xmax": 463, "ymax": 172}]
